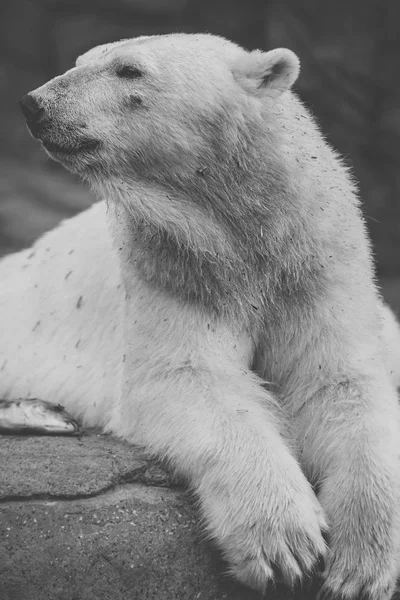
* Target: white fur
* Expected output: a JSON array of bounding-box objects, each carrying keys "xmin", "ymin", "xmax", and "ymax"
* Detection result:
[
  {"xmin": 0, "ymin": 202, "xmax": 123, "ymax": 428},
  {"xmin": 3, "ymin": 33, "xmax": 400, "ymax": 599},
  {"xmin": 233, "ymin": 48, "xmax": 300, "ymax": 97}
]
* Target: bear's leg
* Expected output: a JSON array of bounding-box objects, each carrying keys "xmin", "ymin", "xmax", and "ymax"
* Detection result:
[
  {"xmin": 118, "ymin": 362, "xmax": 326, "ymax": 591},
  {"xmin": 295, "ymin": 373, "xmax": 400, "ymax": 600},
  {"xmin": 107, "ymin": 296, "xmax": 326, "ymax": 592}
]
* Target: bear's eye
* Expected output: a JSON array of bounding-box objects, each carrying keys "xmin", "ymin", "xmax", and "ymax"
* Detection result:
[{"xmin": 116, "ymin": 65, "xmax": 142, "ymax": 79}]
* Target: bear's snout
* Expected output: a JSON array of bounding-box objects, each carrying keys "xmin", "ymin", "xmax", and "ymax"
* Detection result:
[
  {"xmin": 19, "ymin": 94, "xmax": 48, "ymax": 138},
  {"xmin": 20, "ymin": 90, "xmax": 100, "ymax": 159}
]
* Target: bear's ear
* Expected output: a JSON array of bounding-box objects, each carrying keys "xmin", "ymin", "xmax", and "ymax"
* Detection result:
[{"xmin": 233, "ymin": 48, "xmax": 300, "ymax": 98}]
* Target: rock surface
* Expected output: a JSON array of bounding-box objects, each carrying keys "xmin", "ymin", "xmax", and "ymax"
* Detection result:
[{"xmin": 0, "ymin": 432, "xmax": 264, "ymax": 600}]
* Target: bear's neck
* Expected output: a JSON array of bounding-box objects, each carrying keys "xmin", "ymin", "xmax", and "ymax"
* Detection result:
[
  {"xmin": 102, "ymin": 175, "xmax": 329, "ymax": 330},
  {"xmin": 98, "ymin": 90, "xmax": 371, "ymax": 329}
]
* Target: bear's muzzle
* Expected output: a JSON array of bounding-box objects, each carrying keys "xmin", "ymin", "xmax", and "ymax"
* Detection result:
[{"xmin": 20, "ymin": 93, "xmax": 100, "ymax": 157}]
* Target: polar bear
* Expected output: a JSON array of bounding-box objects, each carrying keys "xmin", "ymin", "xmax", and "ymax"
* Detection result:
[{"xmin": 2, "ymin": 33, "xmax": 400, "ymax": 599}]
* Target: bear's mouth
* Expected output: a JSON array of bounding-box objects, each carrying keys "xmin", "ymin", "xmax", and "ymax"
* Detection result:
[{"xmin": 42, "ymin": 138, "xmax": 100, "ymax": 156}]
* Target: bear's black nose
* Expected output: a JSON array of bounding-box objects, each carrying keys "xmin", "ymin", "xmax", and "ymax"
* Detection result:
[{"xmin": 19, "ymin": 94, "xmax": 44, "ymax": 123}]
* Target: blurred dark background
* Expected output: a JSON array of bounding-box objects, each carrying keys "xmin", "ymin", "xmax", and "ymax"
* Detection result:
[{"xmin": 0, "ymin": 0, "xmax": 399, "ymax": 304}]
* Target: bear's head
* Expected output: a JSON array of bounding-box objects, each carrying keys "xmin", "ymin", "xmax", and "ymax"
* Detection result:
[
  {"xmin": 20, "ymin": 34, "xmax": 314, "ymax": 321},
  {"xmin": 20, "ymin": 34, "xmax": 299, "ymax": 182}
]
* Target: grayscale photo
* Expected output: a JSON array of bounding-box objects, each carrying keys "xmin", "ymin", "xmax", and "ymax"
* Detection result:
[{"xmin": 0, "ymin": 1, "xmax": 399, "ymax": 599}]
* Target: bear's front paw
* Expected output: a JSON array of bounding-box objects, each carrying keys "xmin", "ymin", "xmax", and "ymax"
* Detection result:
[
  {"xmin": 203, "ymin": 475, "xmax": 327, "ymax": 592},
  {"xmin": 317, "ymin": 553, "xmax": 397, "ymax": 600},
  {"xmin": 233, "ymin": 488, "xmax": 327, "ymax": 591}
]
